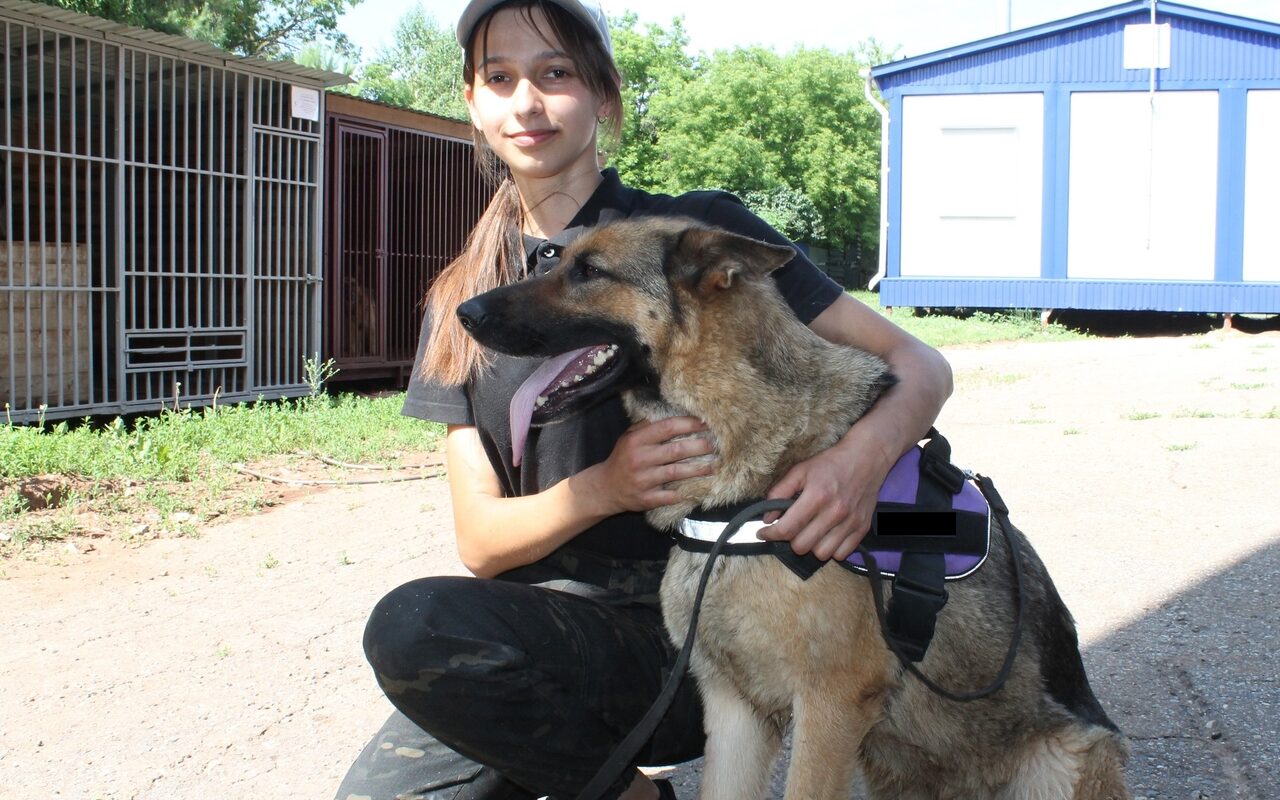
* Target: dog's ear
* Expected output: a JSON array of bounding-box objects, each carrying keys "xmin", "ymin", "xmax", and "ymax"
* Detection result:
[{"xmin": 673, "ymin": 227, "xmax": 796, "ymax": 293}]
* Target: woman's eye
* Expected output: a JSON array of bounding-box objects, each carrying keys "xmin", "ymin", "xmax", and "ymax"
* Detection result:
[
  {"xmin": 547, "ymin": 68, "xmax": 570, "ymax": 80},
  {"xmin": 486, "ymin": 73, "xmax": 509, "ymax": 85}
]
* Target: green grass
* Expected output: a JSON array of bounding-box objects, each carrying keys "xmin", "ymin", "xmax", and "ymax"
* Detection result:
[
  {"xmin": 1173, "ymin": 409, "xmax": 1221, "ymax": 419},
  {"xmin": 1, "ymin": 394, "xmax": 444, "ymax": 482},
  {"xmin": 850, "ymin": 291, "xmax": 1086, "ymax": 347},
  {"xmin": 1126, "ymin": 411, "xmax": 1162, "ymax": 421},
  {"xmin": 1, "ymin": 393, "xmax": 445, "ymax": 558}
]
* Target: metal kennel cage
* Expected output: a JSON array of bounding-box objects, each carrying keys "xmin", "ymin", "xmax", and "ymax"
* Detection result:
[{"xmin": 0, "ymin": 0, "xmax": 347, "ymax": 423}]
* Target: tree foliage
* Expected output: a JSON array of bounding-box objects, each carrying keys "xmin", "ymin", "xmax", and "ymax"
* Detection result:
[
  {"xmin": 607, "ymin": 13, "xmax": 694, "ymax": 192},
  {"xmin": 354, "ymin": 7, "xmax": 468, "ymax": 121},
  {"xmin": 40, "ymin": 0, "xmax": 359, "ymax": 57},
  {"xmin": 42, "ymin": 0, "xmax": 188, "ymax": 34},
  {"xmin": 293, "ymin": 42, "xmax": 360, "ymax": 92},
  {"xmin": 632, "ymin": 44, "xmax": 881, "ymax": 248},
  {"xmin": 741, "ymin": 186, "xmax": 825, "ymax": 243}
]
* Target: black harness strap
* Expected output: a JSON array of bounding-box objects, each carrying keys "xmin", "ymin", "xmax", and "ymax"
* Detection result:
[
  {"xmin": 883, "ymin": 551, "xmax": 948, "ymax": 663},
  {"xmin": 874, "ymin": 428, "xmax": 964, "ymax": 662}
]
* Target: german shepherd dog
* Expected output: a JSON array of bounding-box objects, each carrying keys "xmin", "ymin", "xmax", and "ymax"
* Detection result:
[{"xmin": 456, "ymin": 217, "xmax": 1130, "ymax": 800}]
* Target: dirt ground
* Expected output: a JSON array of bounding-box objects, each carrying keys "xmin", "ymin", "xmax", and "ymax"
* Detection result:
[{"xmin": 1, "ymin": 329, "xmax": 1278, "ymax": 800}]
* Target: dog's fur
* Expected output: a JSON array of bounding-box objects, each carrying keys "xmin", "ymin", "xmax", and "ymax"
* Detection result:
[{"xmin": 458, "ymin": 217, "xmax": 1130, "ymax": 800}]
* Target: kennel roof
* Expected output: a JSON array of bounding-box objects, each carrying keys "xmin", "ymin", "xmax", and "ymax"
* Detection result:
[{"xmin": 0, "ymin": 0, "xmax": 352, "ymax": 87}]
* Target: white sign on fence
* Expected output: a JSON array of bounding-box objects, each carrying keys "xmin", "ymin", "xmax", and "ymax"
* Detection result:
[{"xmin": 291, "ymin": 86, "xmax": 320, "ymax": 121}]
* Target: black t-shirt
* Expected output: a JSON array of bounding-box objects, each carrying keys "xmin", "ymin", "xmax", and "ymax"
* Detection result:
[{"xmin": 403, "ymin": 169, "xmax": 843, "ymax": 562}]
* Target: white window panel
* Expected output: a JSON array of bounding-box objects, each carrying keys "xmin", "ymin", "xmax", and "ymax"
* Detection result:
[
  {"xmin": 1067, "ymin": 91, "xmax": 1218, "ymax": 282},
  {"xmin": 1244, "ymin": 90, "xmax": 1280, "ymax": 283},
  {"xmin": 900, "ymin": 93, "xmax": 1044, "ymax": 279}
]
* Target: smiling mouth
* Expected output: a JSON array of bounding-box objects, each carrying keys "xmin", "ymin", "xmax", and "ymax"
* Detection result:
[{"xmin": 509, "ymin": 129, "xmax": 556, "ymax": 145}]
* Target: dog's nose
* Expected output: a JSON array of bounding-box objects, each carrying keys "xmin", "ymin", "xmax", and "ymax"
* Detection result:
[{"xmin": 456, "ymin": 298, "xmax": 488, "ymax": 331}]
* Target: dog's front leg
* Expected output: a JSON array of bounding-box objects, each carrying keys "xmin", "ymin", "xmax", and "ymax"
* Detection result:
[
  {"xmin": 696, "ymin": 675, "xmax": 782, "ymax": 800},
  {"xmin": 782, "ymin": 682, "xmax": 886, "ymax": 800}
]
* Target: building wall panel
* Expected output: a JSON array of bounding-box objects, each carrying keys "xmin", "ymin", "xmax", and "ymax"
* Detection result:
[
  {"xmin": 1067, "ymin": 90, "xmax": 1219, "ymax": 282},
  {"xmin": 900, "ymin": 93, "xmax": 1044, "ymax": 279},
  {"xmin": 1244, "ymin": 90, "xmax": 1280, "ymax": 282},
  {"xmin": 878, "ymin": 11, "xmax": 1280, "ymax": 93}
]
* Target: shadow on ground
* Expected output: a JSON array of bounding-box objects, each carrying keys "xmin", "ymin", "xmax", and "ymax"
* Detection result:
[
  {"xmin": 1053, "ymin": 309, "xmax": 1280, "ymax": 337},
  {"xmin": 1083, "ymin": 538, "xmax": 1279, "ymax": 800}
]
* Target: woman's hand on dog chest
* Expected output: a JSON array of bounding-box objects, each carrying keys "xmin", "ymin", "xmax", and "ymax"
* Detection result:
[
  {"xmin": 577, "ymin": 415, "xmax": 717, "ymax": 516},
  {"xmin": 758, "ymin": 431, "xmax": 896, "ymax": 562}
]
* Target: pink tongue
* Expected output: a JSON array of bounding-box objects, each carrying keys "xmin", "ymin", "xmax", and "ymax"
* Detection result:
[{"xmin": 509, "ymin": 346, "xmax": 596, "ymax": 468}]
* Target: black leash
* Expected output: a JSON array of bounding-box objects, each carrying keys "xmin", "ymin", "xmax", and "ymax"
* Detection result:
[
  {"xmin": 572, "ymin": 499, "xmax": 793, "ymax": 800},
  {"xmin": 573, "ymin": 475, "xmax": 1025, "ymax": 799}
]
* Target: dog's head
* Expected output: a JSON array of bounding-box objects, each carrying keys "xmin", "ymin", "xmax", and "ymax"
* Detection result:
[{"xmin": 456, "ymin": 217, "xmax": 795, "ymax": 457}]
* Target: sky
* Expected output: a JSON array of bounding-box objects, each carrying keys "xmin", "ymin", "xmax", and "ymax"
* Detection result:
[{"xmin": 338, "ymin": 0, "xmax": 1280, "ymax": 65}]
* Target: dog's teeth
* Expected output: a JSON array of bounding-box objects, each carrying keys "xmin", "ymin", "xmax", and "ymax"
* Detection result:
[
  {"xmin": 535, "ymin": 396, "xmax": 547, "ymax": 407},
  {"xmin": 574, "ymin": 375, "xmax": 583, "ymax": 383}
]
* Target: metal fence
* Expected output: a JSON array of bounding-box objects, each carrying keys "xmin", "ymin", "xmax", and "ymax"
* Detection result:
[
  {"xmin": 325, "ymin": 100, "xmax": 490, "ymax": 382},
  {"xmin": 1, "ymin": 2, "xmax": 336, "ymax": 423}
]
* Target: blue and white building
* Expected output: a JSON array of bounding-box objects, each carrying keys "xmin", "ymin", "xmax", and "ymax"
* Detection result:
[{"xmin": 868, "ymin": 1, "xmax": 1280, "ymax": 314}]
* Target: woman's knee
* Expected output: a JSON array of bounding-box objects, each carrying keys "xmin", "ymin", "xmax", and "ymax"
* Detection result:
[{"xmin": 362, "ymin": 575, "xmax": 526, "ymax": 684}]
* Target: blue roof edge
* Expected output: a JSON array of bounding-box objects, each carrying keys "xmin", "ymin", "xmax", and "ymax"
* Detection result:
[{"xmin": 869, "ymin": 1, "xmax": 1280, "ymax": 80}]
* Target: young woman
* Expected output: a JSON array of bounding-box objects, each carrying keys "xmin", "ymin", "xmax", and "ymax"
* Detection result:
[{"xmin": 338, "ymin": 2, "xmax": 953, "ymax": 799}]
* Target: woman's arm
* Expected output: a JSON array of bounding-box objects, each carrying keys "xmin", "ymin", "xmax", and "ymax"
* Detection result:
[
  {"xmin": 445, "ymin": 417, "xmax": 715, "ymax": 578},
  {"xmin": 758, "ymin": 293, "xmax": 953, "ymax": 561}
]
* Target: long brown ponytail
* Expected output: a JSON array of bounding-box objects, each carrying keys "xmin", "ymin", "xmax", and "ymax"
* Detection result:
[{"xmin": 419, "ymin": 0, "xmax": 622, "ymax": 386}]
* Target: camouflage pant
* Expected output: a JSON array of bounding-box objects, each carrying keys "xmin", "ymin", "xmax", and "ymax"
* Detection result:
[{"xmin": 337, "ymin": 549, "xmax": 705, "ymax": 800}]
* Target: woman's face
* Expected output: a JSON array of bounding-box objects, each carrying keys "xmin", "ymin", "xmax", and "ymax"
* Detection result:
[{"xmin": 465, "ymin": 6, "xmax": 608, "ymax": 183}]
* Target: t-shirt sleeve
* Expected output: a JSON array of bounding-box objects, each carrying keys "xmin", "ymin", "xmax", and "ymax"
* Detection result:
[
  {"xmin": 700, "ymin": 193, "xmax": 844, "ymax": 324},
  {"xmin": 402, "ymin": 307, "xmax": 475, "ymax": 425}
]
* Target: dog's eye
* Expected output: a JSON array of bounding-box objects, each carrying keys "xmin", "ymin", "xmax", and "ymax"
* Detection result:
[{"xmin": 577, "ymin": 261, "xmax": 602, "ymax": 280}]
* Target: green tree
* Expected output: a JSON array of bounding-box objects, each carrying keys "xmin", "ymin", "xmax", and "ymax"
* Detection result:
[
  {"xmin": 184, "ymin": 0, "xmax": 359, "ymax": 57},
  {"xmin": 647, "ymin": 45, "xmax": 882, "ymax": 249},
  {"xmin": 41, "ymin": 0, "xmax": 187, "ymax": 34},
  {"xmin": 741, "ymin": 186, "xmax": 825, "ymax": 243},
  {"xmin": 608, "ymin": 13, "xmax": 694, "ymax": 192},
  {"xmin": 647, "ymin": 47, "xmax": 785, "ymax": 195},
  {"xmin": 355, "ymin": 7, "xmax": 468, "ymax": 121},
  {"xmin": 40, "ymin": 0, "xmax": 360, "ymax": 57},
  {"xmin": 293, "ymin": 41, "xmax": 359, "ymax": 93}
]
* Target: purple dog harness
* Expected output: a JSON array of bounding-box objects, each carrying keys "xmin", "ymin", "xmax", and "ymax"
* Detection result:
[{"xmin": 674, "ymin": 430, "xmax": 994, "ymax": 662}]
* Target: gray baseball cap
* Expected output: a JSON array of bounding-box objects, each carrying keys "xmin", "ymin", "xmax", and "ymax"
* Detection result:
[{"xmin": 455, "ymin": 0, "xmax": 613, "ymax": 57}]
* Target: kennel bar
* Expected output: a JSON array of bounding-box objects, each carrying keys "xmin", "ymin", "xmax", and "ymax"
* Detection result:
[{"xmin": 0, "ymin": 0, "xmax": 346, "ymax": 423}]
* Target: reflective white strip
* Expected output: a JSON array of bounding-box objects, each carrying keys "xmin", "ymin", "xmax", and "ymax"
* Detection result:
[{"xmin": 676, "ymin": 516, "xmax": 771, "ymax": 545}]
